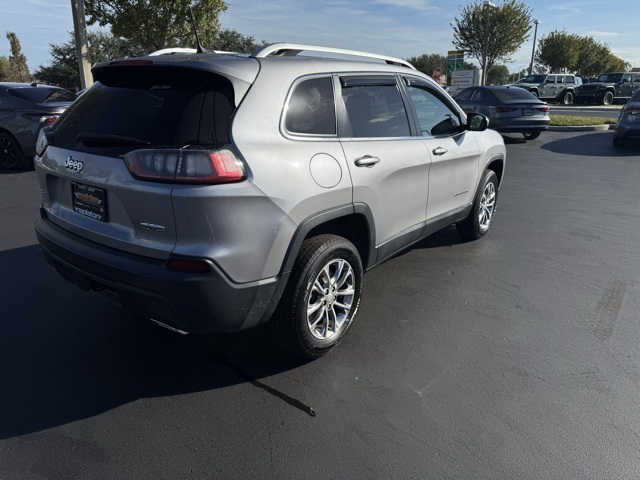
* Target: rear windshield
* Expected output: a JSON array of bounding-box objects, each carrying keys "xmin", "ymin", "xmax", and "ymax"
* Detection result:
[
  {"xmin": 493, "ymin": 88, "xmax": 536, "ymax": 102},
  {"xmin": 9, "ymin": 86, "xmax": 76, "ymax": 104},
  {"xmin": 53, "ymin": 66, "xmax": 235, "ymax": 155}
]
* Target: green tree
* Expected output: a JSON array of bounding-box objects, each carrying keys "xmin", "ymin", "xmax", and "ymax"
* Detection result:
[
  {"xmin": 213, "ymin": 28, "xmax": 266, "ymax": 53},
  {"xmin": 5, "ymin": 32, "xmax": 30, "ymax": 82},
  {"xmin": 536, "ymin": 32, "xmax": 630, "ymax": 76},
  {"xmin": 84, "ymin": 0, "xmax": 227, "ymax": 53},
  {"xmin": 572, "ymin": 36, "xmax": 628, "ymax": 75},
  {"xmin": 486, "ymin": 64, "xmax": 509, "ymax": 85},
  {"xmin": 34, "ymin": 31, "xmax": 146, "ymax": 90},
  {"xmin": 535, "ymin": 30, "xmax": 579, "ymax": 73},
  {"xmin": 0, "ymin": 56, "xmax": 10, "ymax": 81},
  {"xmin": 451, "ymin": 0, "xmax": 532, "ymax": 85},
  {"xmin": 406, "ymin": 53, "xmax": 447, "ymax": 76}
]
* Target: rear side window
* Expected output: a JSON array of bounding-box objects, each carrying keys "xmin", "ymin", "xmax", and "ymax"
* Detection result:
[
  {"xmin": 53, "ymin": 67, "xmax": 234, "ymax": 155},
  {"xmin": 285, "ymin": 77, "xmax": 336, "ymax": 135},
  {"xmin": 9, "ymin": 87, "xmax": 76, "ymax": 103},
  {"xmin": 342, "ymin": 83, "xmax": 410, "ymax": 138}
]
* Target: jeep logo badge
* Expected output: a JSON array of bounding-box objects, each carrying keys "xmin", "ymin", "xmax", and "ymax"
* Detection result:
[{"xmin": 65, "ymin": 157, "xmax": 84, "ymax": 172}]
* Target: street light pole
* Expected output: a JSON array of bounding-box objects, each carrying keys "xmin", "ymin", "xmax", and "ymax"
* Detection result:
[
  {"xmin": 528, "ymin": 19, "xmax": 540, "ymax": 76},
  {"xmin": 481, "ymin": 1, "xmax": 496, "ymax": 86}
]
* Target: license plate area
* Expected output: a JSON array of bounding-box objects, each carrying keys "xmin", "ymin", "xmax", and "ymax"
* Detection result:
[
  {"xmin": 523, "ymin": 108, "xmax": 534, "ymax": 116},
  {"xmin": 72, "ymin": 183, "xmax": 107, "ymax": 222}
]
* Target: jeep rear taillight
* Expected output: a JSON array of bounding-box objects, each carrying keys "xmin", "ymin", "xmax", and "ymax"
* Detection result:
[{"xmin": 123, "ymin": 148, "xmax": 246, "ymax": 184}]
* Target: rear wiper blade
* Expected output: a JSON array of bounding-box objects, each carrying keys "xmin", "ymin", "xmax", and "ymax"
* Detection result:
[{"xmin": 76, "ymin": 133, "xmax": 150, "ymax": 147}]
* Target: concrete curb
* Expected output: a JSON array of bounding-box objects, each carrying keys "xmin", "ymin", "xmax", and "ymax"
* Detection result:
[{"xmin": 548, "ymin": 124, "xmax": 615, "ymax": 132}]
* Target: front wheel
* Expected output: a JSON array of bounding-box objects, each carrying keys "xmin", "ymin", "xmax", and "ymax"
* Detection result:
[
  {"xmin": 456, "ymin": 170, "xmax": 499, "ymax": 241},
  {"xmin": 272, "ymin": 235, "xmax": 363, "ymax": 359},
  {"xmin": 523, "ymin": 131, "xmax": 541, "ymax": 140},
  {"xmin": 602, "ymin": 91, "xmax": 614, "ymax": 106}
]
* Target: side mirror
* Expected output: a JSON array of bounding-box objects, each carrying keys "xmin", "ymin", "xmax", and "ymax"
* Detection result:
[{"xmin": 467, "ymin": 113, "xmax": 488, "ymax": 132}]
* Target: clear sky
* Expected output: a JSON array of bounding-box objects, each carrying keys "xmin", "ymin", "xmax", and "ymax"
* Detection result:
[{"xmin": 1, "ymin": 0, "xmax": 638, "ymax": 74}]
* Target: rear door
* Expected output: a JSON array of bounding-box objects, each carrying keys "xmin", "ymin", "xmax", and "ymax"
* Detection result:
[{"xmin": 337, "ymin": 75, "xmax": 431, "ymax": 256}]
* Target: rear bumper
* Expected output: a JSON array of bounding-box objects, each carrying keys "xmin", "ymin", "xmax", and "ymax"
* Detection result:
[
  {"xmin": 35, "ymin": 212, "xmax": 286, "ymax": 334},
  {"xmin": 491, "ymin": 124, "xmax": 548, "ymax": 134}
]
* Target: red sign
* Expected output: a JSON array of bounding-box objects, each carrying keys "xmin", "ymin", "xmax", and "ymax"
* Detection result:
[{"xmin": 432, "ymin": 67, "xmax": 442, "ymax": 80}]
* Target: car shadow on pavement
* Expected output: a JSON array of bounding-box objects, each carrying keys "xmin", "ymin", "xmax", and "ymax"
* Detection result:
[
  {"xmin": 541, "ymin": 131, "xmax": 640, "ymax": 157},
  {"xmin": 0, "ymin": 245, "xmax": 310, "ymax": 440}
]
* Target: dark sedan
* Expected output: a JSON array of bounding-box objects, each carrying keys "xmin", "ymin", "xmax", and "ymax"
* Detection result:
[
  {"xmin": 612, "ymin": 88, "xmax": 640, "ymax": 147},
  {"xmin": 0, "ymin": 83, "xmax": 76, "ymax": 170},
  {"xmin": 455, "ymin": 86, "xmax": 550, "ymax": 140}
]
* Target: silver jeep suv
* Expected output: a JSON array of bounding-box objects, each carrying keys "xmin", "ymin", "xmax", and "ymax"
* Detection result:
[{"xmin": 34, "ymin": 43, "xmax": 506, "ymax": 358}]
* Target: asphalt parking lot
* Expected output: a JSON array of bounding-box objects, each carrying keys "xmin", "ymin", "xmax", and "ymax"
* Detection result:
[{"xmin": 1, "ymin": 130, "xmax": 639, "ymax": 479}]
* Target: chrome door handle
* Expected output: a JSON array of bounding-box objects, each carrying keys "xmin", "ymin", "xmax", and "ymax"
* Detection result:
[
  {"xmin": 432, "ymin": 147, "xmax": 448, "ymax": 156},
  {"xmin": 354, "ymin": 156, "xmax": 381, "ymax": 167}
]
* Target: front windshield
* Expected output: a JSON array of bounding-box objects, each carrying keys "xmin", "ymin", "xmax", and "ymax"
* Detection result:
[
  {"xmin": 522, "ymin": 75, "xmax": 546, "ymax": 83},
  {"xmin": 596, "ymin": 73, "xmax": 622, "ymax": 83}
]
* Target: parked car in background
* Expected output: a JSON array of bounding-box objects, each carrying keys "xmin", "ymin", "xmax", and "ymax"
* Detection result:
[
  {"xmin": 0, "ymin": 83, "xmax": 76, "ymax": 170},
  {"xmin": 612, "ymin": 88, "xmax": 640, "ymax": 147},
  {"xmin": 574, "ymin": 72, "xmax": 640, "ymax": 105},
  {"xmin": 511, "ymin": 73, "xmax": 582, "ymax": 104},
  {"xmin": 33, "ymin": 43, "xmax": 506, "ymax": 359},
  {"xmin": 454, "ymin": 85, "xmax": 550, "ymax": 140}
]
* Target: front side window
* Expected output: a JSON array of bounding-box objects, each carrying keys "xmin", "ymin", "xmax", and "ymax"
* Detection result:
[
  {"xmin": 285, "ymin": 77, "xmax": 336, "ymax": 135},
  {"xmin": 341, "ymin": 82, "xmax": 410, "ymax": 138},
  {"xmin": 406, "ymin": 85, "xmax": 461, "ymax": 137}
]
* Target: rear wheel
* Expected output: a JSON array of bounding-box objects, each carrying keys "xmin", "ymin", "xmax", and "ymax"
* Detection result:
[
  {"xmin": 530, "ymin": 90, "xmax": 539, "ymax": 98},
  {"xmin": 456, "ymin": 170, "xmax": 499, "ymax": 241},
  {"xmin": 0, "ymin": 132, "xmax": 28, "ymax": 170},
  {"xmin": 601, "ymin": 91, "xmax": 614, "ymax": 106},
  {"xmin": 562, "ymin": 91, "xmax": 573, "ymax": 105},
  {"xmin": 272, "ymin": 234, "xmax": 363, "ymax": 359},
  {"xmin": 523, "ymin": 131, "xmax": 541, "ymax": 140}
]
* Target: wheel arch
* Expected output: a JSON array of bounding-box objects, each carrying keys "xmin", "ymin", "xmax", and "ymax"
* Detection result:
[
  {"xmin": 485, "ymin": 154, "xmax": 505, "ymax": 187},
  {"xmin": 281, "ymin": 204, "xmax": 376, "ymax": 275}
]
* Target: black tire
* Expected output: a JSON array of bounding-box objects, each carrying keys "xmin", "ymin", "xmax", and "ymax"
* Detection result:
[
  {"xmin": 602, "ymin": 91, "xmax": 614, "ymax": 106},
  {"xmin": 456, "ymin": 170, "xmax": 499, "ymax": 241},
  {"xmin": 523, "ymin": 131, "xmax": 541, "ymax": 140},
  {"xmin": 562, "ymin": 91, "xmax": 573, "ymax": 105},
  {"xmin": 530, "ymin": 90, "xmax": 539, "ymax": 98},
  {"xmin": 0, "ymin": 132, "xmax": 28, "ymax": 170},
  {"xmin": 272, "ymin": 234, "xmax": 363, "ymax": 359}
]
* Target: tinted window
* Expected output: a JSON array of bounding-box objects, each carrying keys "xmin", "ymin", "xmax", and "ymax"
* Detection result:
[
  {"xmin": 523, "ymin": 75, "xmax": 546, "ymax": 83},
  {"xmin": 342, "ymin": 84, "xmax": 410, "ymax": 138},
  {"xmin": 455, "ymin": 88, "xmax": 473, "ymax": 101},
  {"xmin": 407, "ymin": 86, "xmax": 461, "ymax": 137},
  {"xmin": 471, "ymin": 89, "xmax": 487, "ymax": 101},
  {"xmin": 285, "ymin": 77, "xmax": 336, "ymax": 135},
  {"xmin": 597, "ymin": 73, "xmax": 622, "ymax": 83},
  {"xmin": 53, "ymin": 69, "xmax": 234, "ymax": 155},
  {"xmin": 493, "ymin": 88, "xmax": 537, "ymax": 102},
  {"xmin": 9, "ymin": 86, "xmax": 76, "ymax": 103}
]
